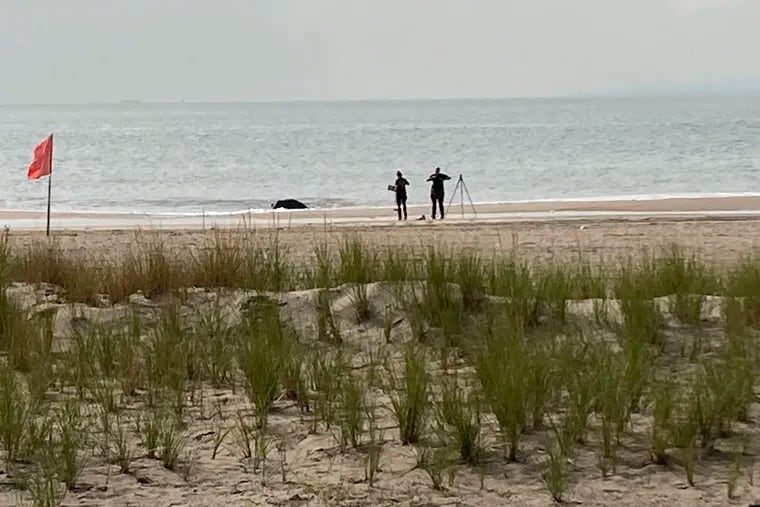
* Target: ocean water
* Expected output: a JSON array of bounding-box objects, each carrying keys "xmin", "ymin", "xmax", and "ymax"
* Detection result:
[{"xmin": 1, "ymin": 96, "xmax": 759, "ymax": 215}]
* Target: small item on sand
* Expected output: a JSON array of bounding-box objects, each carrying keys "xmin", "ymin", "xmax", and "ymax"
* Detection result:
[
  {"xmin": 417, "ymin": 215, "xmax": 426, "ymax": 221},
  {"xmin": 272, "ymin": 199, "xmax": 308, "ymax": 210}
]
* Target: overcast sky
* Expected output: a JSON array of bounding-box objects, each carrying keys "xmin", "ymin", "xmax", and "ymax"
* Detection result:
[{"xmin": 1, "ymin": 0, "xmax": 759, "ymax": 103}]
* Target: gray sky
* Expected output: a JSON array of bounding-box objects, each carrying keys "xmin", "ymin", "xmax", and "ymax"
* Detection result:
[{"xmin": 2, "ymin": 0, "xmax": 759, "ymax": 103}]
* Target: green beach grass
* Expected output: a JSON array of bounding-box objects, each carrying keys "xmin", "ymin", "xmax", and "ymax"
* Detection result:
[{"xmin": 2, "ymin": 228, "xmax": 760, "ymax": 505}]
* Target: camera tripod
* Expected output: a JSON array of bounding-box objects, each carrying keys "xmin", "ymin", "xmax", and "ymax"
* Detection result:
[{"xmin": 446, "ymin": 174, "xmax": 477, "ymax": 218}]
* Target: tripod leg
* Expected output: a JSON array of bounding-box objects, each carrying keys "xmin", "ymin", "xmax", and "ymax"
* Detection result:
[
  {"xmin": 460, "ymin": 182, "xmax": 464, "ymax": 218},
  {"xmin": 445, "ymin": 180, "xmax": 460, "ymax": 218},
  {"xmin": 461, "ymin": 181, "xmax": 478, "ymax": 217}
]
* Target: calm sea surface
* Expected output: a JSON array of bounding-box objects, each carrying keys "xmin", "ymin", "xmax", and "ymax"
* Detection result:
[{"xmin": 1, "ymin": 96, "xmax": 759, "ymax": 215}]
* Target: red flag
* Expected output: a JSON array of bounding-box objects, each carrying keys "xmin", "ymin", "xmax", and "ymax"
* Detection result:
[{"xmin": 27, "ymin": 134, "xmax": 53, "ymax": 180}]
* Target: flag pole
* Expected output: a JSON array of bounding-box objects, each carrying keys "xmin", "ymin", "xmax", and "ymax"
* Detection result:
[{"xmin": 46, "ymin": 133, "xmax": 53, "ymax": 237}]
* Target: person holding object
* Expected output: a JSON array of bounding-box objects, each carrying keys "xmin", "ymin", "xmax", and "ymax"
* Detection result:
[
  {"xmin": 393, "ymin": 170, "xmax": 409, "ymax": 221},
  {"xmin": 427, "ymin": 167, "xmax": 451, "ymax": 219}
]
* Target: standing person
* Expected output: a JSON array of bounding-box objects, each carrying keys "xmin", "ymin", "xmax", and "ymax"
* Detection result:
[
  {"xmin": 427, "ymin": 167, "xmax": 451, "ymax": 219},
  {"xmin": 393, "ymin": 170, "xmax": 409, "ymax": 221}
]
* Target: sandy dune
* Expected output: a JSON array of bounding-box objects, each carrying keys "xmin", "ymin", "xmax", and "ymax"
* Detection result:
[
  {"xmin": 3, "ymin": 206, "xmax": 760, "ymax": 506},
  {"xmin": 1, "ymin": 279, "xmax": 758, "ymax": 507}
]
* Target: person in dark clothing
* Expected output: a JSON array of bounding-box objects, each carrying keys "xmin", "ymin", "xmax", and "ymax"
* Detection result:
[
  {"xmin": 427, "ymin": 167, "xmax": 451, "ymax": 219},
  {"xmin": 394, "ymin": 170, "xmax": 409, "ymax": 221}
]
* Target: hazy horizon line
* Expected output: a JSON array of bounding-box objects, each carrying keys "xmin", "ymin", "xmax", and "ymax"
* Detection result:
[{"xmin": 3, "ymin": 89, "xmax": 760, "ymax": 107}]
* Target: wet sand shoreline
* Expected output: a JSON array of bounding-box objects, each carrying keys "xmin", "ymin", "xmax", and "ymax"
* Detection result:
[{"xmin": 4, "ymin": 195, "xmax": 760, "ymax": 231}]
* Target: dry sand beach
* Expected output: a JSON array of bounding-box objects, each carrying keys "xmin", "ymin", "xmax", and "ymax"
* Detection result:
[
  {"xmin": 3, "ymin": 197, "xmax": 760, "ymax": 507},
  {"xmin": 7, "ymin": 213, "xmax": 760, "ymax": 267},
  {"xmin": 6, "ymin": 196, "xmax": 760, "ymax": 265}
]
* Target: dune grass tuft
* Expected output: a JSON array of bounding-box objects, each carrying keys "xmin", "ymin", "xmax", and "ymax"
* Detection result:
[
  {"xmin": 435, "ymin": 375, "xmax": 482, "ymax": 465},
  {"xmin": 386, "ymin": 345, "xmax": 430, "ymax": 446},
  {"xmin": 475, "ymin": 318, "xmax": 531, "ymax": 461},
  {"xmin": 338, "ymin": 374, "xmax": 367, "ymax": 451},
  {"xmin": 309, "ymin": 346, "xmax": 345, "ymax": 431},
  {"xmin": 0, "ymin": 362, "xmax": 34, "ymax": 469},
  {"xmin": 237, "ymin": 302, "xmax": 293, "ymax": 429}
]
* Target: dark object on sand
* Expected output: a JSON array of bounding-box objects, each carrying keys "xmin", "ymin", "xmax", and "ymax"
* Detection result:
[{"xmin": 272, "ymin": 199, "xmax": 308, "ymax": 210}]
